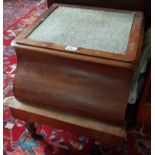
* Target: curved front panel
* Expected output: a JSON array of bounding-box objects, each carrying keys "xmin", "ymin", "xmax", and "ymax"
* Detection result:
[{"xmin": 13, "ymin": 47, "xmax": 133, "ymax": 125}]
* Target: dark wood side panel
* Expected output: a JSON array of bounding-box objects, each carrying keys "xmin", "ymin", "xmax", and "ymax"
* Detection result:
[{"xmin": 13, "ymin": 47, "xmax": 134, "ymax": 125}]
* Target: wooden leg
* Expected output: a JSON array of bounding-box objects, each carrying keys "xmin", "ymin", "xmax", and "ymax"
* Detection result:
[{"xmin": 26, "ymin": 122, "xmax": 44, "ymax": 140}]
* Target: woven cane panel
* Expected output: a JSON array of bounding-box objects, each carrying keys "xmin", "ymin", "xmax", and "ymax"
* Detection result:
[{"xmin": 27, "ymin": 7, "xmax": 134, "ymax": 54}]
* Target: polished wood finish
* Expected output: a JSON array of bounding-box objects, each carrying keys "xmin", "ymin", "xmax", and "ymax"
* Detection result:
[
  {"xmin": 15, "ymin": 4, "xmax": 144, "ymax": 63},
  {"xmin": 12, "ymin": 4, "xmax": 144, "ymax": 126},
  {"xmin": 12, "ymin": 41, "xmax": 135, "ymax": 69},
  {"xmin": 4, "ymin": 97, "xmax": 125, "ymax": 147},
  {"xmin": 13, "ymin": 43, "xmax": 134, "ymax": 125},
  {"xmin": 8, "ymin": 2, "xmax": 146, "ymax": 147}
]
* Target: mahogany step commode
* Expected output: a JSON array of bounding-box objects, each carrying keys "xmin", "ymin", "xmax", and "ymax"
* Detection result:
[{"xmin": 11, "ymin": 3, "xmax": 144, "ymax": 145}]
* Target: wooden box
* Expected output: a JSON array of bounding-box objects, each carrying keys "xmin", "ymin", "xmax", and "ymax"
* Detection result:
[{"xmin": 12, "ymin": 4, "xmax": 144, "ymax": 125}]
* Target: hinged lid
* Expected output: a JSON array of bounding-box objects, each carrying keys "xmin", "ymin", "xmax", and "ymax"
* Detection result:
[{"xmin": 15, "ymin": 4, "xmax": 144, "ymax": 63}]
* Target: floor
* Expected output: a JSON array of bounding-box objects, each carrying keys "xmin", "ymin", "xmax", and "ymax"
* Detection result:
[{"xmin": 3, "ymin": 0, "xmax": 40, "ymax": 30}]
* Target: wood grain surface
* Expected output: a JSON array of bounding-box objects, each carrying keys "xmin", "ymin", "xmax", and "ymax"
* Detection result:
[
  {"xmin": 13, "ymin": 45, "xmax": 134, "ymax": 125},
  {"xmin": 12, "ymin": 4, "xmax": 144, "ymax": 126},
  {"xmin": 4, "ymin": 96, "xmax": 125, "ymax": 147}
]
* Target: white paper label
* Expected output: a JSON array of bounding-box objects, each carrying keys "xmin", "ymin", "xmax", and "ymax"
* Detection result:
[
  {"xmin": 65, "ymin": 46, "xmax": 78, "ymax": 52},
  {"xmin": 5, "ymin": 122, "xmax": 14, "ymax": 129}
]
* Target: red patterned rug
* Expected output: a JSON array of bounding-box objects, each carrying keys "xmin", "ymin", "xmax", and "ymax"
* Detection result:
[{"xmin": 3, "ymin": 1, "xmax": 151, "ymax": 154}]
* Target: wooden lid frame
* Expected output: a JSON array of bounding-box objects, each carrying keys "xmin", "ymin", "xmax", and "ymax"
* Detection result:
[{"xmin": 15, "ymin": 3, "xmax": 144, "ymax": 63}]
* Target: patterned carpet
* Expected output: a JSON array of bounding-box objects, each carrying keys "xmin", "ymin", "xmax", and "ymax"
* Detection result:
[
  {"xmin": 3, "ymin": 0, "xmax": 151, "ymax": 154},
  {"xmin": 3, "ymin": 0, "xmax": 40, "ymax": 31}
]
